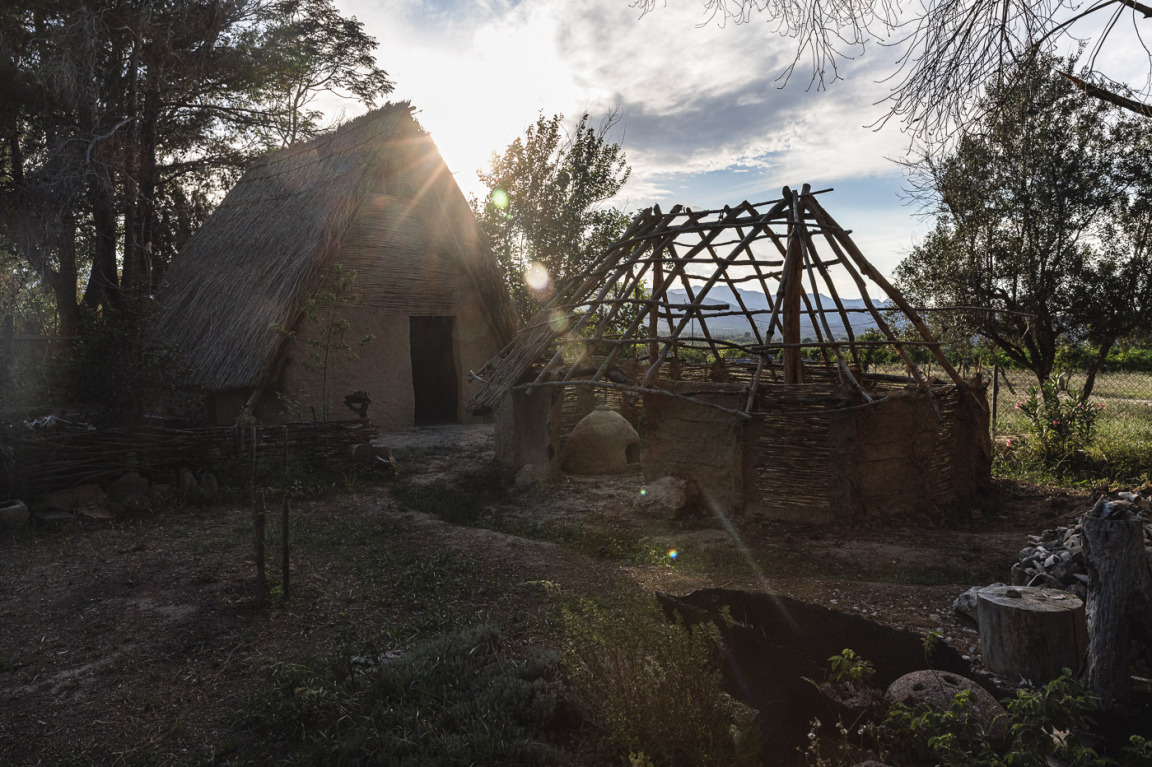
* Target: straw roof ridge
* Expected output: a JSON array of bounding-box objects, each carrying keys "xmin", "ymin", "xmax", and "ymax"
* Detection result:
[{"xmin": 151, "ymin": 102, "xmax": 447, "ymax": 392}]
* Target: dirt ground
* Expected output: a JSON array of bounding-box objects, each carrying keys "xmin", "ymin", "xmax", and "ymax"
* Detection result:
[{"xmin": 0, "ymin": 424, "xmax": 1096, "ymax": 765}]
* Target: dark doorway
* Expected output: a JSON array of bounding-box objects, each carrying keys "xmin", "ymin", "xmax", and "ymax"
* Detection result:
[{"xmin": 409, "ymin": 316, "xmax": 458, "ymax": 424}]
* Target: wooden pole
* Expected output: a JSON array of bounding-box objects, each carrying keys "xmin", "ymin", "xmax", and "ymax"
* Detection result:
[
  {"xmin": 782, "ymin": 189, "xmax": 805, "ymax": 384},
  {"xmin": 254, "ymin": 489, "xmax": 267, "ymax": 610},
  {"xmin": 281, "ymin": 495, "xmax": 290, "ymax": 600}
]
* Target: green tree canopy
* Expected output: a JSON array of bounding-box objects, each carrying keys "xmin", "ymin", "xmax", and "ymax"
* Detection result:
[
  {"xmin": 896, "ymin": 57, "xmax": 1152, "ymax": 397},
  {"xmin": 474, "ymin": 112, "xmax": 631, "ymax": 322},
  {"xmin": 0, "ymin": 0, "xmax": 392, "ymax": 337}
]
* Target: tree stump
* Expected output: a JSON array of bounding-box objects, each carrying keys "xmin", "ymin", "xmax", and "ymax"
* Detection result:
[
  {"xmin": 1080, "ymin": 506, "xmax": 1152, "ymax": 710},
  {"xmin": 977, "ymin": 585, "xmax": 1088, "ymax": 684}
]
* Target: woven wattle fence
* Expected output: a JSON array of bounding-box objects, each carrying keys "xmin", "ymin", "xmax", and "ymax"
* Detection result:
[{"xmin": 1, "ymin": 420, "xmax": 375, "ymax": 499}]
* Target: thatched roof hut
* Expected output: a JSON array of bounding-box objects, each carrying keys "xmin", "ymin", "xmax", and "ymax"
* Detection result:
[{"xmin": 153, "ymin": 103, "xmax": 516, "ymax": 427}]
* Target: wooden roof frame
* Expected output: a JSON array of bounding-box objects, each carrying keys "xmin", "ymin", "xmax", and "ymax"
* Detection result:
[{"xmin": 467, "ymin": 184, "xmax": 967, "ymax": 418}]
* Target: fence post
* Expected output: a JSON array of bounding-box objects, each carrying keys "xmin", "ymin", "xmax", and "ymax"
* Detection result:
[
  {"xmin": 253, "ymin": 489, "xmax": 267, "ymax": 609},
  {"xmin": 1, "ymin": 314, "xmax": 12, "ymax": 387},
  {"xmin": 991, "ymin": 362, "xmax": 1000, "ymax": 436}
]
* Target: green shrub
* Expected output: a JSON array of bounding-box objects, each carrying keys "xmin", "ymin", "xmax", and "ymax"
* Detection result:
[
  {"xmin": 1015, "ymin": 380, "xmax": 1103, "ymax": 469},
  {"xmin": 242, "ymin": 624, "xmax": 565, "ymax": 766},
  {"xmin": 560, "ymin": 597, "xmax": 760, "ymax": 766},
  {"xmin": 870, "ymin": 670, "xmax": 1152, "ymax": 767}
]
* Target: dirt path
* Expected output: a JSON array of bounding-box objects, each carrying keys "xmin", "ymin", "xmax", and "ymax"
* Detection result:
[{"xmin": 0, "ymin": 424, "xmax": 1091, "ymax": 765}]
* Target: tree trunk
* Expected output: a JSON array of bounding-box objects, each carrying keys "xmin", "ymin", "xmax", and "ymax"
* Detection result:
[
  {"xmin": 1080, "ymin": 505, "xmax": 1152, "ymax": 710},
  {"xmin": 1081, "ymin": 340, "xmax": 1113, "ymax": 401},
  {"xmin": 976, "ymin": 585, "xmax": 1088, "ymax": 684}
]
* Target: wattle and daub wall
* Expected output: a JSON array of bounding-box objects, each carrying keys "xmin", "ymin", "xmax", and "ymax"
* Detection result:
[
  {"xmin": 498, "ymin": 363, "xmax": 991, "ymax": 523},
  {"xmin": 263, "ymin": 192, "xmax": 504, "ymax": 429}
]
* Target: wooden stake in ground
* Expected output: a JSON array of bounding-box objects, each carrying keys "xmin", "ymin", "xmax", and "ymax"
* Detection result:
[
  {"xmin": 976, "ymin": 585, "xmax": 1088, "ymax": 684},
  {"xmin": 253, "ymin": 490, "xmax": 267, "ymax": 610},
  {"xmin": 281, "ymin": 495, "xmax": 290, "ymax": 600},
  {"xmin": 1080, "ymin": 501, "xmax": 1152, "ymax": 709}
]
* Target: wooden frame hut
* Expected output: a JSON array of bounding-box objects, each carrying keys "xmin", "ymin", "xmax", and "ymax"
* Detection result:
[
  {"xmin": 152, "ymin": 103, "xmax": 516, "ymax": 428},
  {"xmin": 468, "ymin": 185, "xmax": 991, "ymax": 523}
]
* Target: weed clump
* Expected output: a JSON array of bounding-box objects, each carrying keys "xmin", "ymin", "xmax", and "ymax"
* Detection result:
[
  {"xmin": 242, "ymin": 624, "xmax": 565, "ymax": 766},
  {"xmin": 560, "ymin": 597, "xmax": 760, "ymax": 766}
]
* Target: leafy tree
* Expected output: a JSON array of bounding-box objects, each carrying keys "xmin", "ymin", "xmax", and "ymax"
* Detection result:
[
  {"xmin": 474, "ymin": 112, "xmax": 631, "ymax": 322},
  {"xmin": 639, "ymin": 0, "xmax": 1152, "ymax": 138},
  {"xmin": 895, "ymin": 57, "xmax": 1152, "ymax": 398},
  {"xmin": 0, "ymin": 0, "xmax": 392, "ymax": 339}
]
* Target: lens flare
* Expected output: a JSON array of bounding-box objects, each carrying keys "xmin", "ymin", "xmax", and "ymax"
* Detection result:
[
  {"xmin": 639, "ymin": 487, "xmax": 647, "ymax": 496},
  {"xmin": 524, "ymin": 262, "xmax": 553, "ymax": 302},
  {"xmin": 491, "ymin": 188, "xmax": 509, "ymax": 209},
  {"xmin": 548, "ymin": 310, "xmax": 570, "ymax": 334},
  {"xmin": 667, "ymin": 548, "xmax": 678, "ymax": 560}
]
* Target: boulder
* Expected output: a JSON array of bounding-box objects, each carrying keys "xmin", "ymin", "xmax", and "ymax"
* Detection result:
[
  {"xmin": 34, "ymin": 510, "xmax": 76, "ymax": 527},
  {"xmin": 76, "ymin": 505, "xmax": 113, "ymax": 526},
  {"xmin": 515, "ymin": 463, "xmax": 545, "ymax": 487},
  {"xmin": 351, "ymin": 444, "xmax": 396, "ymax": 472},
  {"xmin": 635, "ymin": 476, "xmax": 702, "ymax": 519},
  {"xmin": 178, "ymin": 468, "xmax": 198, "ymax": 495},
  {"xmin": 43, "ymin": 483, "xmax": 108, "ymax": 511},
  {"xmin": 0, "ymin": 500, "xmax": 30, "ymax": 530},
  {"xmin": 886, "ymin": 669, "xmax": 1006, "ymax": 744},
  {"xmin": 559, "ymin": 409, "xmax": 640, "ymax": 475},
  {"xmin": 108, "ymin": 472, "xmax": 149, "ymax": 501},
  {"xmin": 199, "ymin": 473, "xmax": 220, "ymax": 499}
]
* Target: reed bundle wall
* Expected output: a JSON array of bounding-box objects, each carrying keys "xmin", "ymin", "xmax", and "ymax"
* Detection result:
[{"xmin": 2, "ymin": 421, "xmax": 375, "ymax": 499}]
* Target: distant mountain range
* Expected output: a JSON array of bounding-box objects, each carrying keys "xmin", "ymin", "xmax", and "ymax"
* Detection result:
[{"xmin": 663, "ymin": 286, "xmax": 891, "ymax": 341}]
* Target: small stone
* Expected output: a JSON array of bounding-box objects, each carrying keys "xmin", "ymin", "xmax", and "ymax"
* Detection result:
[
  {"xmin": 178, "ymin": 468, "xmax": 198, "ymax": 494},
  {"xmin": 108, "ymin": 472, "xmax": 149, "ymax": 501},
  {"xmin": 199, "ymin": 473, "xmax": 220, "ymax": 499},
  {"xmin": 1018, "ymin": 547, "xmax": 1036, "ymax": 562},
  {"xmin": 515, "ymin": 463, "xmax": 543, "ymax": 487},
  {"xmin": 34, "ymin": 510, "xmax": 76, "ymax": 527},
  {"xmin": 43, "ymin": 484, "xmax": 108, "ymax": 511},
  {"xmin": 1010, "ymin": 563, "xmax": 1030, "ymax": 586},
  {"xmin": 635, "ymin": 476, "xmax": 702, "ymax": 520},
  {"xmin": 76, "ymin": 505, "xmax": 113, "ymax": 526},
  {"xmin": 0, "ymin": 500, "xmax": 30, "ymax": 530}
]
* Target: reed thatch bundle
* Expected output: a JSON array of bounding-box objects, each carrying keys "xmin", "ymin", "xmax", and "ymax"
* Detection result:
[{"xmin": 152, "ymin": 103, "xmax": 516, "ymax": 397}]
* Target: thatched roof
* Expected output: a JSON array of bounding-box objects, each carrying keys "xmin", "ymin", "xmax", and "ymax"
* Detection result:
[
  {"xmin": 467, "ymin": 185, "xmax": 968, "ymax": 417},
  {"xmin": 152, "ymin": 102, "xmax": 516, "ymax": 393}
]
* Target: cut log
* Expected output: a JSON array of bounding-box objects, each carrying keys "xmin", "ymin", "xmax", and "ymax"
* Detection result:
[
  {"xmin": 1080, "ymin": 506, "xmax": 1152, "ymax": 709},
  {"xmin": 976, "ymin": 585, "xmax": 1088, "ymax": 684}
]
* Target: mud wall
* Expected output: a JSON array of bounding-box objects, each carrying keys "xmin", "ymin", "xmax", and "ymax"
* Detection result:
[
  {"xmin": 641, "ymin": 383, "xmax": 746, "ymax": 515},
  {"xmin": 494, "ymin": 387, "xmax": 564, "ymax": 479}
]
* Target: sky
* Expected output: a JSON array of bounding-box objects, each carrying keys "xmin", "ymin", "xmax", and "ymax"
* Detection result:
[{"xmin": 331, "ymin": 0, "xmax": 1149, "ymax": 287}]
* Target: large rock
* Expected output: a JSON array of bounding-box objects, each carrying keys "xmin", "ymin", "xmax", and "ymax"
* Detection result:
[
  {"xmin": 559, "ymin": 409, "xmax": 640, "ymax": 475},
  {"xmin": 43, "ymin": 484, "xmax": 108, "ymax": 511},
  {"xmin": 886, "ymin": 669, "xmax": 1006, "ymax": 744},
  {"xmin": 0, "ymin": 500, "xmax": 30, "ymax": 530},
  {"xmin": 635, "ymin": 476, "xmax": 701, "ymax": 519},
  {"xmin": 108, "ymin": 472, "xmax": 149, "ymax": 501}
]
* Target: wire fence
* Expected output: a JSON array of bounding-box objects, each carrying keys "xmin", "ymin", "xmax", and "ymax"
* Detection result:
[{"xmin": 985, "ymin": 365, "xmax": 1152, "ymax": 449}]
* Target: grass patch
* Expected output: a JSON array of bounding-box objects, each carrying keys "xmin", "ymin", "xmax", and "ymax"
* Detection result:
[
  {"xmin": 391, "ymin": 481, "xmax": 484, "ymax": 525},
  {"xmin": 561, "ymin": 596, "xmax": 761, "ymax": 766},
  {"xmin": 240, "ymin": 624, "xmax": 566, "ymax": 766}
]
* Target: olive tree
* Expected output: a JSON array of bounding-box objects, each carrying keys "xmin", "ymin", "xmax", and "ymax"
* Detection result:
[{"xmin": 895, "ymin": 58, "xmax": 1152, "ymax": 397}]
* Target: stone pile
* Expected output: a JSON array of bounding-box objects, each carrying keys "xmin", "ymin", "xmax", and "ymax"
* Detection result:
[{"xmin": 1009, "ymin": 490, "xmax": 1152, "ymax": 601}]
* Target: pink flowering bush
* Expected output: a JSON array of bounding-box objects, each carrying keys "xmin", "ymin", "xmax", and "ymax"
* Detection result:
[{"xmin": 1016, "ymin": 379, "xmax": 1103, "ymax": 465}]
